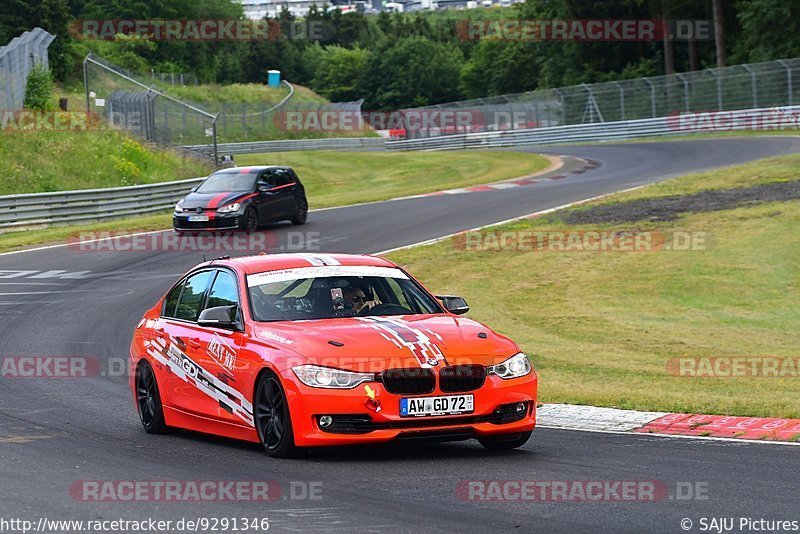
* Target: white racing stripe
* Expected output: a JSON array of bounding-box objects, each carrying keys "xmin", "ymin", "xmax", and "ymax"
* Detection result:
[
  {"xmin": 358, "ymin": 316, "xmax": 446, "ymax": 368},
  {"xmin": 146, "ymin": 336, "xmax": 254, "ymax": 427}
]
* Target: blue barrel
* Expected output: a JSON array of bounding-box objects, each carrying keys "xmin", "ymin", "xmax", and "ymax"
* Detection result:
[{"xmin": 267, "ymin": 70, "xmax": 281, "ymax": 87}]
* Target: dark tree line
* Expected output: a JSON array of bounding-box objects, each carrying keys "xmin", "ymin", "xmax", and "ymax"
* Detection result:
[{"xmin": 1, "ymin": 0, "xmax": 799, "ymax": 109}]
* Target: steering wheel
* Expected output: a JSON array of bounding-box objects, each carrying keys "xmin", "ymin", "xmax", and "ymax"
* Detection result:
[
  {"xmin": 251, "ymin": 291, "xmax": 288, "ymax": 320},
  {"xmin": 358, "ymin": 303, "xmax": 412, "ymax": 316}
]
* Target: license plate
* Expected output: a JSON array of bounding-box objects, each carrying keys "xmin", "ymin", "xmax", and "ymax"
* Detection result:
[
  {"xmin": 400, "ymin": 394, "xmax": 474, "ymax": 417},
  {"xmin": 188, "ymin": 215, "xmax": 209, "ymax": 222}
]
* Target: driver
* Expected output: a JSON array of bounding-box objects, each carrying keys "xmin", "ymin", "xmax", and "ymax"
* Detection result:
[{"xmin": 343, "ymin": 286, "xmax": 369, "ymax": 315}]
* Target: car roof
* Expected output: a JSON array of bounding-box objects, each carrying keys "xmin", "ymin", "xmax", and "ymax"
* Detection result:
[
  {"xmin": 202, "ymin": 253, "xmax": 399, "ymax": 275},
  {"xmin": 213, "ymin": 166, "xmax": 284, "ymax": 173}
]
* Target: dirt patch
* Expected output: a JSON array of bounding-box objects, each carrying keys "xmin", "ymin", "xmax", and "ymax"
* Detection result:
[{"xmin": 562, "ymin": 180, "xmax": 800, "ymax": 224}]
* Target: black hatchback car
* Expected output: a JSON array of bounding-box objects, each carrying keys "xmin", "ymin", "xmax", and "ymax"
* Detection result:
[{"xmin": 173, "ymin": 166, "xmax": 308, "ymax": 232}]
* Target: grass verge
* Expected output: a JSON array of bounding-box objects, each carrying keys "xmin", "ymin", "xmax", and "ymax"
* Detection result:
[
  {"xmin": 0, "ymin": 131, "xmax": 212, "ymax": 195},
  {"xmin": 235, "ymin": 150, "xmax": 552, "ymax": 209},
  {"xmin": 387, "ymin": 153, "xmax": 800, "ymax": 418}
]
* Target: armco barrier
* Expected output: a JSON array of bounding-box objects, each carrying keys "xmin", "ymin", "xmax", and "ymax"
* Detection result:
[
  {"xmin": 0, "ymin": 177, "xmax": 204, "ymax": 231},
  {"xmin": 3, "ymin": 105, "xmax": 797, "ymax": 231},
  {"xmin": 183, "ymin": 137, "xmax": 386, "ymax": 155},
  {"xmin": 385, "ymin": 106, "xmax": 800, "ymax": 151}
]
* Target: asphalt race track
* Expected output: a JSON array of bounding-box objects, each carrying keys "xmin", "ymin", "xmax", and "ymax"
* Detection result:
[{"xmin": 1, "ymin": 138, "xmax": 799, "ymax": 533}]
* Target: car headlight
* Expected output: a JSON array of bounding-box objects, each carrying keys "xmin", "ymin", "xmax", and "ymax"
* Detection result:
[
  {"xmin": 175, "ymin": 199, "xmax": 184, "ymax": 212},
  {"xmin": 292, "ymin": 364, "xmax": 375, "ymax": 389},
  {"xmin": 486, "ymin": 353, "xmax": 532, "ymax": 379},
  {"xmin": 217, "ymin": 202, "xmax": 240, "ymax": 213}
]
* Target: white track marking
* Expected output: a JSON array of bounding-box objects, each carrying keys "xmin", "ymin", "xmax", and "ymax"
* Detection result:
[{"xmin": 374, "ymin": 184, "xmax": 647, "ymax": 255}]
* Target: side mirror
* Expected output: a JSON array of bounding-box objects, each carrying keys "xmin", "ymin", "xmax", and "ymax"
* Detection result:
[
  {"xmin": 437, "ymin": 295, "xmax": 469, "ymax": 315},
  {"xmin": 258, "ymin": 183, "xmax": 271, "ymax": 192},
  {"xmin": 198, "ymin": 305, "xmax": 241, "ymax": 330}
]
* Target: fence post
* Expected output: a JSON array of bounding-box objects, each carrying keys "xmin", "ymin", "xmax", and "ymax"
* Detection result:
[
  {"xmin": 711, "ymin": 69, "xmax": 723, "ymax": 111},
  {"xmin": 613, "ymin": 81, "xmax": 625, "ymax": 120},
  {"xmin": 778, "ymin": 60, "xmax": 793, "ymax": 106},
  {"xmin": 675, "ymin": 73, "xmax": 690, "ymax": 112},
  {"xmin": 553, "ymin": 88, "xmax": 565, "ymax": 125},
  {"xmin": 643, "ymin": 77, "xmax": 656, "ymax": 117},
  {"xmin": 742, "ymin": 64, "xmax": 758, "ymax": 108},
  {"xmin": 212, "ymin": 113, "xmax": 220, "ymax": 168},
  {"xmin": 83, "ymin": 56, "xmax": 91, "ymax": 114}
]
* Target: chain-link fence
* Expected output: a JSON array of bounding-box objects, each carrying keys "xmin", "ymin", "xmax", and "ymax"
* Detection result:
[
  {"xmin": 146, "ymin": 71, "xmax": 199, "ymax": 86},
  {"xmin": 403, "ymin": 58, "xmax": 800, "ymax": 139},
  {"xmin": 83, "ymin": 53, "xmax": 219, "ymax": 161},
  {"xmin": 0, "ymin": 28, "xmax": 55, "ymax": 111},
  {"xmin": 83, "ymin": 53, "xmax": 366, "ymax": 153},
  {"xmin": 209, "ymin": 98, "xmax": 366, "ymax": 142}
]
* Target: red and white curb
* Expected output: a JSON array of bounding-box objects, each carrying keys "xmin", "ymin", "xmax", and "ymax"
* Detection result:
[
  {"xmin": 538, "ymin": 404, "xmax": 800, "ymax": 444},
  {"xmin": 404, "ymin": 156, "xmax": 598, "ymax": 199}
]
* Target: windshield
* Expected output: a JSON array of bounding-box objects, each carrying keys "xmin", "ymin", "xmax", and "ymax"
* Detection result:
[
  {"xmin": 247, "ymin": 266, "xmax": 443, "ymax": 321},
  {"xmin": 196, "ymin": 171, "xmax": 259, "ymax": 193}
]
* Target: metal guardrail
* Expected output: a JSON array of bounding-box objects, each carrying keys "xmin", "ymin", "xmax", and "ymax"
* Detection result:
[
  {"xmin": 0, "ymin": 177, "xmax": 204, "ymax": 230},
  {"xmin": 386, "ymin": 106, "xmax": 800, "ymax": 150},
  {"xmin": 184, "ymin": 137, "xmax": 386, "ymax": 155},
  {"xmin": 3, "ymin": 104, "xmax": 796, "ymax": 232}
]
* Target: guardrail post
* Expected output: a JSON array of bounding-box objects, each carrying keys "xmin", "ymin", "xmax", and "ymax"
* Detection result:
[{"xmin": 778, "ymin": 60, "xmax": 793, "ymax": 106}]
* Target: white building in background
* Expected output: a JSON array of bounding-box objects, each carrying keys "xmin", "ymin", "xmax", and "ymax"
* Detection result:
[{"xmin": 237, "ymin": 0, "xmax": 328, "ymax": 19}]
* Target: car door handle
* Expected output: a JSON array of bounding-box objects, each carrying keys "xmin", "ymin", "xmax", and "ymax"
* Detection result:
[{"xmin": 176, "ymin": 336, "xmax": 201, "ymax": 349}]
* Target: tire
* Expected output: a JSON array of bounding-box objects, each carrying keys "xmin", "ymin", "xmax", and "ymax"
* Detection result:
[
  {"xmin": 135, "ymin": 360, "xmax": 170, "ymax": 434},
  {"xmin": 241, "ymin": 207, "xmax": 259, "ymax": 232},
  {"xmin": 290, "ymin": 197, "xmax": 308, "ymax": 225},
  {"xmin": 254, "ymin": 371, "xmax": 304, "ymax": 458},
  {"xmin": 478, "ymin": 431, "xmax": 531, "ymax": 451}
]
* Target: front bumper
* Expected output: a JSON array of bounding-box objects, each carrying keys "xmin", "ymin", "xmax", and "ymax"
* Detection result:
[
  {"xmin": 173, "ymin": 212, "xmax": 240, "ymax": 231},
  {"xmin": 280, "ymin": 368, "xmax": 538, "ymax": 447}
]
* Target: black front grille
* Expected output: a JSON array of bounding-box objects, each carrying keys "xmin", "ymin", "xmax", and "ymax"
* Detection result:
[
  {"xmin": 174, "ymin": 218, "xmax": 239, "ymax": 230},
  {"xmin": 380, "ymin": 368, "xmax": 435, "ymax": 395},
  {"xmin": 439, "ymin": 364, "xmax": 486, "ymax": 392},
  {"xmin": 316, "ymin": 404, "xmax": 530, "ymax": 435}
]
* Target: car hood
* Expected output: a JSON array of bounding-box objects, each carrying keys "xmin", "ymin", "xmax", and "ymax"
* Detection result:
[
  {"xmin": 253, "ymin": 314, "xmax": 519, "ymax": 372},
  {"xmin": 180, "ymin": 191, "xmax": 250, "ymax": 211}
]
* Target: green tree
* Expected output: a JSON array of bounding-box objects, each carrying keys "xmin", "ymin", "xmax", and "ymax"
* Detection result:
[
  {"xmin": 368, "ymin": 36, "xmax": 463, "ymax": 109},
  {"xmin": 304, "ymin": 44, "xmax": 369, "ymax": 101},
  {"xmin": 733, "ymin": 0, "xmax": 800, "ymax": 62},
  {"xmin": 24, "ymin": 66, "xmax": 55, "ymax": 110}
]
